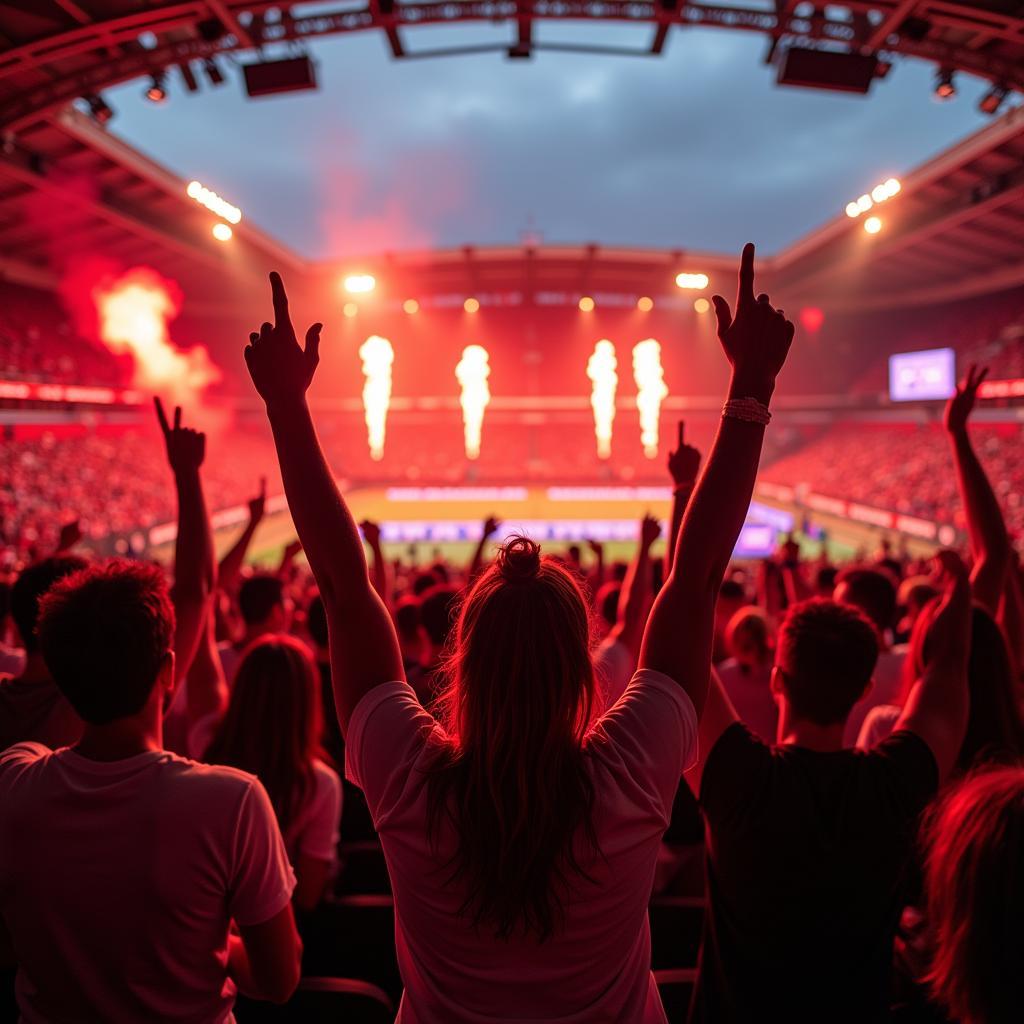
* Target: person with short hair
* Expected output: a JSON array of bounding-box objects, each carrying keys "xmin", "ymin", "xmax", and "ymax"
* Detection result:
[
  {"xmin": 0, "ymin": 555, "xmax": 87, "ymax": 751},
  {"xmin": 923, "ymin": 767, "xmax": 1024, "ymax": 1024},
  {"xmin": 684, "ymin": 552, "xmax": 971, "ymax": 1023},
  {"xmin": 834, "ymin": 566, "xmax": 906, "ymax": 744},
  {"xmin": 220, "ymin": 572, "xmax": 289, "ymax": 682},
  {"xmin": 0, "ymin": 559, "xmax": 301, "ymax": 1019}
]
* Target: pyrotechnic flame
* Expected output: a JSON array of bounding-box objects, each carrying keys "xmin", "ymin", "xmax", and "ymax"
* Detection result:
[
  {"xmin": 587, "ymin": 339, "xmax": 618, "ymax": 460},
  {"xmin": 456, "ymin": 344, "xmax": 491, "ymax": 460},
  {"xmin": 632, "ymin": 339, "xmax": 668, "ymax": 459},
  {"xmin": 93, "ymin": 268, "xmax": 220, "ymax": 402},
  {"xmin": 359, "ymin": 335, "xmax": 394, "ymax": 461}
]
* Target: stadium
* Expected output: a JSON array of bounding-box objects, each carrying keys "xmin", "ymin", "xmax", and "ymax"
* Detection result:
[{"xmin": 1, "ymin": 2, "xmax": 1023, "ymax": 1022}]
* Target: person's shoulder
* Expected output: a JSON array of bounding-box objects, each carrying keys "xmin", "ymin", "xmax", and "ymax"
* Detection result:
[
  {"xmin": 159, "ymin": 750, "xmax": 264, "ymax": 802},
  {"xmin": 311, "ymin": 756, "xmax": 342, "ymax": 792},
  {"xmin": 854, "ymin": 728, "xmax": 939, "ymax": 806}
]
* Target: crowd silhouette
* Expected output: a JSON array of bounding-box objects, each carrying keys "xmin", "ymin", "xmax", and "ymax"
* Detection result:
[{"xmin": 0, "ymin": 246, "xmax": 1022, "ymax": 1023}]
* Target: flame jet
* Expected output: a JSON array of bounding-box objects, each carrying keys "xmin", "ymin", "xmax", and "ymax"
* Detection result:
[
  {"xmin": 359, "ymin": 335, "xmax": 394, "ymax": 461},
  {"xmin": 587, "ymin": 339, "xmax": 618, "ymax": 460},
  {"xmin": 456, "ymin": 345, "xmax": 491, "ymax": 460},
  {"xmin": 632, "ymin": 339, "xmax": 668, "ymax": 459}
]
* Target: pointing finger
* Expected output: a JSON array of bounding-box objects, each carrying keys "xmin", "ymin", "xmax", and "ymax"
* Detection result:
[
  {"xmin": 270, "ymin": 272, "xmax": 290, "ymax": 327},
  {"xmin": 738, "ymin": 242, "xmax": 755, "ymax": 308}
]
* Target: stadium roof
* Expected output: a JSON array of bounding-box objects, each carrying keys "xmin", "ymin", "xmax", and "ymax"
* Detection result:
[
  {"xmin": 0, "ymin": 10, "xmax": 1022, "ymax": 313},
  {"xmin": 0, "ymin": 1, "xmax": 1022, "ymax": 132}
]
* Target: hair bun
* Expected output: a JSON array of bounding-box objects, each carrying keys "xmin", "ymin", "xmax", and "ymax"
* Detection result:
[{"xmin": 496, "ymin": 535, "xmax": 541, "ymax": 583}]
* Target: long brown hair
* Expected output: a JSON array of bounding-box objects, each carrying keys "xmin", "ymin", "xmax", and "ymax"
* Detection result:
[
  {"xmin": 205, "ymin": 634, "xmax": 322, "ymax": 834},
  {"xmin": 427, "ymin": 536, "xmax": 601, "ymax": 941},
  {"xmin": 903, "ymin": 603, "xmax": 1024, "ymax": 777}
]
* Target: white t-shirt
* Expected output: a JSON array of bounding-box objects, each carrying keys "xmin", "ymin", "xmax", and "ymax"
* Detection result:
[
  {"xmin": 346, "ymin": 669, "xmax": 698, "ymax": 1023},
  {"xmin": 856, "ymin": 704, "xmax": 901, "ymax": 751},
  {"xmin": 0, "ymin": 743, "xmax": 296, "ymax": 1023},
  {"xmin": 592, "ymin": 636, "xmax": 635, "ymax": 708},
  {"xmin": 715, "ymin": 659, "xmax": 778, "ymax": 744},
  {"xmin": 843, "ymin": 647, "xmax": 907, "ymax": 748},
  {"xmin": 282, "ymin": 757, "xmax": 343, "ymax": 865}
]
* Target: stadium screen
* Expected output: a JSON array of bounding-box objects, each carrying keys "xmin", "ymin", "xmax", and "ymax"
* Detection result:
[{"xmin": 888, "ymin": 347, "xmax": 956, "ymax": 402}]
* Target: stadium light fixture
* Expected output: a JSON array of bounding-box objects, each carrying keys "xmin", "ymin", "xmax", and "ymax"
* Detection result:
[
  {"xmin": 845, "ymin": 178, "xmax": 900, "ymax": 219},
  {"xmin": 637, "ymin": 296, "xmax": 654, "ymax": 312},
  {"xmin": 144, "ymin": 74, "xmax": 167, "ymax": 103},
  {"xmin": 186, "ymin": 181, "xmax": 242, "ymax": 224},
  {"xmin": 578, "ymin": 296, "xmax": 595, "ymax": 312},
  {"xmin": 978, "ymin": 83, "xmax": 1009, "ymax": 116},
  {"xmin": 464, "ymin": 297, "xmax": 480, "ymax": 313},
  {"xmin": 675, "ymin": 272, "xmax": 709, "ymax": 290},
  {"xmin": 86, "ymin": 95, "xmax": 114, "ymax": 125},
  {"xmin": 178, "ymin": 62, "xmax": 199, "ymax": 94},
  {"xmin": 694, "ymin": 298, "xmax": 711, "ymax": 314},
  {"xmin": 343, "ymin": 274, "xmax": 376, "ymax": 294},
  {"xmin": 864, "ymin": 216, "xmax": 882, "ymax": 234},
  {"xmin": 203, "ymin": 58, "xmax": 225, "ymax": 86},
  {"xmin": 403, "ymin": 299, "xmax": 420, "ymax": 314},
  {"xmin": 934, "ymin": 68, "xmax": 956, "ymax": 101},
  {"xmin": 211, "ymin": 223, "xmax": 232, "ymax": 241}
]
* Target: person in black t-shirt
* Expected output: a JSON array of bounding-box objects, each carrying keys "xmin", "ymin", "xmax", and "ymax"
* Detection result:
[{"xmin": 683, "ymin": 554, "xmax": 971, "ymax": 1024}]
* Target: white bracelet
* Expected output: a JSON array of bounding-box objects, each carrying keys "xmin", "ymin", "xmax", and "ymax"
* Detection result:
[{"xmin": 723, "ymin": 397, "xmax": 772, "ymax": 426}]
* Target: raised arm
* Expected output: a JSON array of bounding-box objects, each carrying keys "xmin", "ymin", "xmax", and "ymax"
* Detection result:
[
  {"xmin": 639, "ymin": 244, "xmax": 794, "ymax": 716},
  {"xmin": 664, "ymin": 422, "xmax": 701, "ymax": 578},
  {"xmin": 244, "ymin": 273, "xmax": 404, "ymax": 733},
  {"xmin": 156, "ymin": 398, "xmax": 215, "ymax": 685},
  {"xmin": 468, "ymin": 516, "xmax": 501, "ymax": 583},
  {"xmin": 944, "ymin": 364, "xmax": 1010, "ymax": 617},
  {"xmin": 895, "ymin": 551, "xmax": 971, "ymax": 782},
  {"xmin": 359, "ymin": 519, "xmax": 390, "ymax": 608},
  {"xmin": 607, "ymin": 514, "xmax": 660, "ymax": 658},
  {"xmin": 218, "ymin": 478, "xmax": 266, "ymax": 594}
]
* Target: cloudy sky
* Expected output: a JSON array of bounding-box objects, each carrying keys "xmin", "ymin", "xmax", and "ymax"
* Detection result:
[{"xmin": 107, "ymin": 23, "xmax": 997, "ymax": 260}]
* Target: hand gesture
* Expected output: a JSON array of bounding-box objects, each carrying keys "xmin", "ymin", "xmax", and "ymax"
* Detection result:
[
  {"xmin": 944, "ymin": 364, "xmax": 988, "ymax": 436},
  {"xmin": 360, "ymin": 520, "xmax": 382, "ymax": 547},
  {"xmin": 586, "ymin": 538, "xmax": 604, "ymax": 558},
  {"xmin": 712, "ymin": 244, "xmax": 794, "ymax": 393},
  {"xmin": 667, "ymin": 422, "xmax": 701, "ymax": 487},
  {"xmin": 282, "ymin": 538, "xmax": 303, "ymax": 563},
  {"xmin": 155, "ymin": 397, "xmax": 205, "ymax": 475},
  {"xmin": 244, "ymin": 272, "xmax": 322, "ymax": 406},
  {"xmin": 482, "ymin": 516, "xmax": 501, "ymax": 540},
  {"xmin": 56, "ymin": 519, "xmax": 83, "ymax": 553},
  {"xmin": 248, "ymin": 477, "xmax": 267, "ymax": 523},
  {"xmin": 640, "ymin": 513, "xmax": 662, "ymax": 549}
]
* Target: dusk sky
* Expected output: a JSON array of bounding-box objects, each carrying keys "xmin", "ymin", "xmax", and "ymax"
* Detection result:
[{"xmin": 106, "ymin": 24, "xmax": 999, "ymax": 260}]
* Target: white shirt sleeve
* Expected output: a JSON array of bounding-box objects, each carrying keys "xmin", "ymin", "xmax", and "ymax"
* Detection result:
[
  {"xmin": 227, "ymin": 779, "xmax": 297, "ymax": 927},
  {"xmin": 345, "ymin": 681, "xmax": 442, "ymax": 825},
  {"xmin": 586, "ymin": 669, "xmax": 699, "ymax": 823},
  {"xmin": 295, "ymin": 760, "xmax": 343, "ymax": 862}
]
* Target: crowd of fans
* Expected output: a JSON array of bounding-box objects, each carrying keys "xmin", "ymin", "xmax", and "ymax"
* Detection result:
[
  {"xmin": 0, "ymin": 282, "xmax": 130, "ymax": 388},
  {"xmin": 762, "ymin": 421, "xmax": 1024, "ymax": 537},
  {"xmin": 1, "ymin": 252, "xmax": 1022, "ymax": 1024}
]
